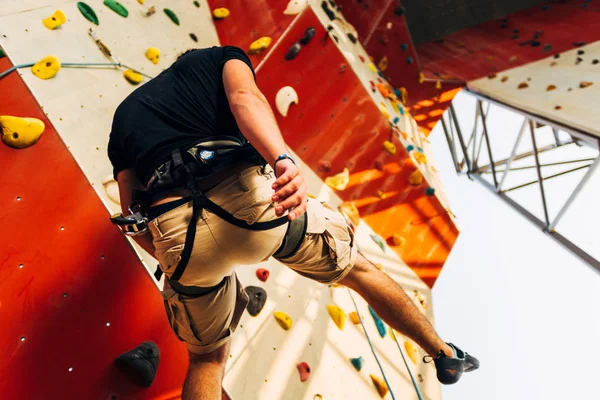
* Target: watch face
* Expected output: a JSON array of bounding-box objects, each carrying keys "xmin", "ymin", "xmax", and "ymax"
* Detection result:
[{"xmin": 200, "ymin": 150, "xmax": 215, "ymax": 160}]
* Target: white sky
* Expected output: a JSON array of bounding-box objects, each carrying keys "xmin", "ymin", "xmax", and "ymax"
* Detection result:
[{"xmin": 429, "ymin": 91, "xmax": 600, "ymax": 400}]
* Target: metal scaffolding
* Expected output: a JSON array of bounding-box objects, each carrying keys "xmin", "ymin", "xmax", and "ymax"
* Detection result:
[{"xmin": 441, "ymin": 89, "xmax": 600, "ymax": 272}]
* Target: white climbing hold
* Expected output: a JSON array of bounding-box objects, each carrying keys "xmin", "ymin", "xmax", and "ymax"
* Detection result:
[
  {"xmin": 275, "ymin": 86, "xmax": 298, "ymax": 117},
  {"xmin": 284, "ymin": 0, "xmax": 308, "ymax": 15},
  {"xmin": 102, "ymin": 174, "xmax": 120, "ymax": 205},
  {"xmin": 341, "ymin": 50, "xmax": 356, "ymax": 63}
]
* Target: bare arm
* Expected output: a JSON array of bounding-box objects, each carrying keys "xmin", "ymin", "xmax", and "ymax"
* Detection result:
[
  {"xmin": 115, "ymin": 169, "xmax": 156, "ymax": 255},
  {"xmin": 223, "ymin": 59, "xmax": 307, "ymax": 220}
]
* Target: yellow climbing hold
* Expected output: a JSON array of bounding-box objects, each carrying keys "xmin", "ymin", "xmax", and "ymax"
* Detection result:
[
  {"xmin": 374, "ymin": 263, "xmax": 384, "ymax": 271},
  {"xmin": 349, "ymin": 311, "xmax": 360, "ymax": 325},
  {"xmin": 249, "ymin": 37, "xmax": 272, "ymax": 54},
  {"xmin": 436, "ymin": 80, "xmax": 442, "ymax": 90},
  {"xmin": 213, "ymin": 7, "xmax": 230, "ymax": 19},
  {"xmin": 404, "ymin": 340, "xmax": 419, "ymax": 364},
  {"xmin": 137, "ymin": 0, "xmax": 145, "ymax": 4},
  {"xmin": 418, "ymin": 72, "xmax": 425, "ymax": 84},
  {"xmin": 399, "ymin": 87, "xmax": 408, "ymax": 105},
  {"xmin": 31, "ymin": 55, "xmax": 61, "ymax": 79},
  {"xmin": 145, "ymin": 48, "xmax": 160, "ymax": 64},
  {"xmin": 327, "ymin": 304, "xmax": 347, "ymax": 330},
  {"xmin": 0, "ymin": 116, "xmax": 45, "ymax": 149},
  {"xmin": 339, "ymin": 202, "xmax": 360, "ymax": 226},
  {"xmin": 368, "ymin": 63, "xmax": 377, "ymax": 73},
  {"xmin": 409, "ymin": 170, "xmax": 423, "ymax": 186},
  {"xmin": 370, "ymin": 374, "xmax": 389, "ymax": 398},
  {"xmin": 123, "ymin": 69, "xmax": 143, "ymax": 85},
  {"xmin": 383, "ymin": 140, "xmax": 396, "ymax": 155},
  {"xmin": 43, "ymin": 10, "xmax": 67, "ymax": 30},
  {"xmin": 274, "ymin": 311, "xmax": 292, "ymax": 330},
  {"xmin": 325, "ymin": 168, "xmax": 349, "ymax": 191},
  {"xmin": 414, "ymin": 152, "xmax": 427, "ymax": 164},
  {"xmin": 379, "ymin": 104, "xmax": 390, "ymax": 120}
]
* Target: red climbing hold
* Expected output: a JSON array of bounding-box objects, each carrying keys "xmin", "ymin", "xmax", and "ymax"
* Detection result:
[
  {"xmin": 318, "ymin": 160, "xmax": 331, "ymax": 172},
  {"xmin": 359, "ymin": 55, "xmax": 365, "ymax": 63},
  {"xmin": 297, "ymin": 362, "xmax": 311, "ymax": 382},
  {"xmin": 256, "ymin": 268, "xmax": 270, "ymax": 282}
]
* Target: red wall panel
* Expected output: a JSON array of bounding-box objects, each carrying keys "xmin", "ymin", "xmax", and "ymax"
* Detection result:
[{"xmin": 0, "ymin": 57, "xmax": 187, "ymax": 399}]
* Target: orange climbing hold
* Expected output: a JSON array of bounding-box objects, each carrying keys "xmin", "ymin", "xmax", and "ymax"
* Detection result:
[
  {"xmin": 580, "ymin": 81, "xmax": 593, "ymax": 89},
  {"xmin": 377, "ymin": 56, "xmax": 388, "ymax": 72},
  {"xmin": 370, "ymin": 374, "xmax": 389, "ymax": 398},
  {"xmin": 409, "ymin": 170, "xmax": 423, "ymax": 186},
  {"xmin": 388, "ymin": 234, "xmax": 405, "ymax": 247},
  {"xmin": 349, "ymin": 311, "xmax": 360, "ymax": 325},
  {"xmin": 296, "ymin": 362, "xmax": 311, "ymax": 382},
  {"xmin": 414, "ymin": 152, "xmax": 427, "ymax": 164},
  {"xmin": 274, "ymin": 312, "xmax": 292, "ymax": 330},
  {"xmin": 376, "ymin": 83, "xmax": 389, "ymax": 98},
  {"xmin": 326, "ymin": 304, "xmax": 346, "ymax": 330},
  {"xmin": 547, "ymin": 84, "xmax": 557, "ymax": 92}
]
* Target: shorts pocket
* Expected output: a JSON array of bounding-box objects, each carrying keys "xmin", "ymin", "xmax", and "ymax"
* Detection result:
[
  {"xmin": 162, "ymin": 290, "xmax": 203, "ymax": 346},
  {"xmin": 305, "ymin": 200, "xmax": 327, "ymax": 235},
  {"xmin": 232, "ymin": 166, "xmax": 276, "ymax": 224}
]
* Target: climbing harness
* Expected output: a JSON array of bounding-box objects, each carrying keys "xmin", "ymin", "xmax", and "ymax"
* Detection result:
[
  {"xmin": 347, "ymin": 288, "xmax": 424, "ymax": 400},
  {"xmin": 111, "ymin": 138, "xmax": 308, "ymax": 294}
]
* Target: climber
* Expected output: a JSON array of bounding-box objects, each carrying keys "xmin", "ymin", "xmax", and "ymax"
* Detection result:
[{"xmin": 108, "ymin": 46, "xmax": 478, "ymax": 399}]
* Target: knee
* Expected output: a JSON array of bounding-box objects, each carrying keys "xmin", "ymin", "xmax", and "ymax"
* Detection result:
[
  {"xmin": 339, "ymin": 252, "xmax": 377, "ymax": 289},
  {"xmin": 188, "ymin": 343, "xmax": 229, "ymax": 368}
]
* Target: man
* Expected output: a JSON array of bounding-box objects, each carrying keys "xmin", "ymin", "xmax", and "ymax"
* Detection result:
[{"xmin": 108, "ymin": 46, "xmax": 478, "ymax": 399}]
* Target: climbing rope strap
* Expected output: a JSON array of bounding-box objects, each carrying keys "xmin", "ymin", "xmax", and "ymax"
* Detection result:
[{"xmin": 347, "ymin": 288, "xmax": 424, "ymax": 400}]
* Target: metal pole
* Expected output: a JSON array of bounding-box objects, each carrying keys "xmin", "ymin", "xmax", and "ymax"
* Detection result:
[
  {"xmin": 552, "ymin": 127, "xmax": 561, "ymax": 146},
  {"xmin": 450, "ymin": 104, "xmax": 472, "ymax": 172},
  {"xmin": 440, "ymin": 115, "xmax": 460, "ymax": 173},
  {"xmin": 478, "ymin": 100, "xmax": 498, "ymax": 188},
  {"xmin": 503, "ymin": 164, "xmax": 593, "ymax": 192},
  {"xmin": 477, "ymin": 141, "xmax": 571, "ymax": 173},
  {"xmin": 529, "ymin": 120, "xmax": 551, "ymax": 226},
  {"xmin": 498, "ymin": 118, "xmax": 528, "ymax": 192},
  {"xmin": 548, "ymin": 156, "xmax": 600, "ymax": 232}
]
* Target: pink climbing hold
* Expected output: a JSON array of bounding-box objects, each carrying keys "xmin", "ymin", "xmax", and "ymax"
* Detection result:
[
  {"xmin": 256, "ymin": 268, "xmax": 270, "ymax": 282},
  {"xmin": 297, "ymin": 362, "xmax": 310, "ymax": 382}
]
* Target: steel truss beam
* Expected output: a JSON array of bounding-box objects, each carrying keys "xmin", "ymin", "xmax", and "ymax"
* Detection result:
[{"xmin": 441, "ymin": 89, "xmax": 600, "ymax": 273}]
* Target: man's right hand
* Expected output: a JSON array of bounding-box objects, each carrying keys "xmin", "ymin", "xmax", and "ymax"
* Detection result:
[{"xmin": 272, "ymin": 159, "xmax": 308, "ymax": 220}]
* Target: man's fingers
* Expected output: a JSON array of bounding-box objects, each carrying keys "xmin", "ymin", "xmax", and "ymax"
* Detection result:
[
  {"xmin": 272, "ymin": 175, "xmax": 304, "ymax": 202},
  {"xmin": 276, "ymin": 187, "xmax": 307, "ymax": 216},
  {"xmin": 272, "ymin": 168, "xmax": 297, "ymax": 190},
  {"xmin": 288, "ymin": 198, "xmax": 308, "ymax": 220}
]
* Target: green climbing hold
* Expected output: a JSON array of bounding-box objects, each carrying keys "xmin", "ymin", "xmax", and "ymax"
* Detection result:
[
  {"xmin": 350, "ymin": 356, "xmax": 364, "ymax": 371},
  {"xmin": 370, "ymin": 234, "xmax": 386, "ymax": 252},
  {"xmin": 0, "ymin": 48, "xmax": 5, "ymax": 58},
  {"xmin": 104, "ymin": 0, "xmax": 128, "ymax": 18},
  {"xmin": 77, "ymin": 2, "xmax": 99, "ymax": 25},
  {"xmin": 193, "ymin": 1, "xmax": 200, "ymax": 7},
  {"xmin": 164, "ymin": 8, "xmax": 180, "ymax": 25},
  {"xmin": 368, "ymin": 306, "xmax": 387, "ymax": 338}
]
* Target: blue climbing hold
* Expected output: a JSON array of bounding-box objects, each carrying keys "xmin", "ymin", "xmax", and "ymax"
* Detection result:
[
  {"xmin": 398, "ymin": 105, "xmax": 405, "ymax": 115},
  {"xmin": 425, "ymin": 187, "xmax": 435, "ymax": 196},
  {"xmin": 406, "ymin": 144, "xmax": 414, "ymax": 152},
  {"xmin": 350, "ymin": 356, "xmax": 364, "ymax": 371},
  {"xmin": 393, "ymin": 116, "xmax": 400, "ymax": 124},
  {"xmin": 377, "ymin": 71, "xmax": 384, "ymax": 78},
  {"xmin": 369, "ymin": 306, "xmax": 387, "ymax": 338},
  {"xmin": 541, "ymin": 5, "xmax": 550, "ymax": 11},
  {"xmin": 407, "ymin": 56, "xmax": 413, "ymax": 64},
  {"xmin": 394, "ymin": 88, "xmax": 402, "ymax": 98},
  {"xmin": 417, "ymin": 147, "xmax": 424, "ymax": 153},
  {"xmin": 370, "ymin": 234, "xmax": 386, "ymax": 252},
  {"xmin": 400, "ymin": 43, "xmax": 408, "ymax": 51}
]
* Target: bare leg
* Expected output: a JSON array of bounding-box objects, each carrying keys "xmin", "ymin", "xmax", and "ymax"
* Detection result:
[
  {"xmin": 182, "ymin": 341, "xmax": 230, "ymax": 400},
  {"xmin": 340, "ymin": 252, "xmax": 453, "ymax": 358}
]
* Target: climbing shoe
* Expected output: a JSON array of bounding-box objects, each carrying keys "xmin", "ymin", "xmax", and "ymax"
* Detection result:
[
  {"xmin": 424, "ymin": 343, "xmax": 479, "ymax": 385},
  {"xmin": 115, "ymin": 341, "xmax": 160, "ymax": 387}
]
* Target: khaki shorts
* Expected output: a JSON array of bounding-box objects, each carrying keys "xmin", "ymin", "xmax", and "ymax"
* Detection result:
[{"xmin": 148, "ymin": 164, "xmax": 357, "ymax": 354}]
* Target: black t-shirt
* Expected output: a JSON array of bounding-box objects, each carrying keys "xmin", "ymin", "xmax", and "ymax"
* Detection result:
[{"xmin": 107, "ymin": 46, "xmax": 260, "ymax": 184}]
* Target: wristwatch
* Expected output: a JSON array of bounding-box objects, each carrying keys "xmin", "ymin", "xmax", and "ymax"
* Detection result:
[{"xmin": 274, "ymin": 153, "xmax": 296, "ymax": 171}]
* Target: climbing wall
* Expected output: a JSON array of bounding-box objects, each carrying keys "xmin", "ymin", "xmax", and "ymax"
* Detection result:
[
  {"xmin": 470, "ymin": 41, "xmax": 600, "ymax": 137},
  {"xmin": 1, "ymin": 1, "xmax": 446, "ymax": 399}
]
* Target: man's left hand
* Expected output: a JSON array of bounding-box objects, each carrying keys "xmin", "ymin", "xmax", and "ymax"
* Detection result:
[{"xmin": 272, "ymin": 159, "xmax": 308, "ymax": 220}]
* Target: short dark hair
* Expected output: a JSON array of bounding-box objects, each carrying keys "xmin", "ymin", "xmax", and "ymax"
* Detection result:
[{"xmin": 177, "ymin": 48, "xmax": 199, "ymax": 60}]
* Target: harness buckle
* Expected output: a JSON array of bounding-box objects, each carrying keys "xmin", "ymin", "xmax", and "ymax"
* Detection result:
[{"xmin": 110, "ymin": 211, "xmax": 149, "ymax": 236}]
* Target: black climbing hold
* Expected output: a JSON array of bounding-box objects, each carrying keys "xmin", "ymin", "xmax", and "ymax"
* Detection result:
[
  {"xmin": 193, "ymin": 1, "xmax": 200, "ymax": 7},
  {"xmin": 189, "ymin": 33, "xmax": 198, "ymax": 42},
  {"xmin": 394, "ymin": 7, "xmax": 405, "ymax": 16},
  {"xmin": 513, "ymin": 28, "xmax": 520, "ymax": 33},
  {"xmin": 285, "ymin": 43, "xmax": 301, "ymax": 60},
  {"xmin": 400, "ymin": 43, "xmax": 408, "ymax": 51},
  {"xmin": 299, "ymin": 27, "xmax": 316, "ymax": 45},
  {"xmin": 573, "ymin": 41, "xmax": 586, "ymax": 47},
  {"xmin": 321, "ymin": 1, "xmax": 336, "ymax": 20},
  {"xmin": 500, "ymin": 22, "xmax": 508, "ymax": 29},
  {"xmin": 115, "ymin": 341, "xmax": 160, "ymax": 388},
  {"xmin": 554, "ymin": 54, "xmax": 560, "ymax": 59},
  {"xmin": 531, "ymin": 40, "xmax": 541, "ymax": 47},
  {"xmin": 592, "ymin": 59, "xmax": 599, "ymax": 65},
  {"xmin": 511, "ymin": 34, "xmax": 519, "ymax": 40},
  {"xmin": 245, "ymin": 286, "xmax": 267, "ymax": 317},
  {"xmin": 347, "ymin": 33, "xmax": 357, "ymax": 44},
  {"xmin": 576, "ymin": 57, "xmax": 583, "ymax": 64},
  {"xmin": 578, "ymin": 50, "xmax": 585, "ymax": 55},
  {"xmin": 543, "ymin": 44, "xmax": 553, "ymax": 52}
]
